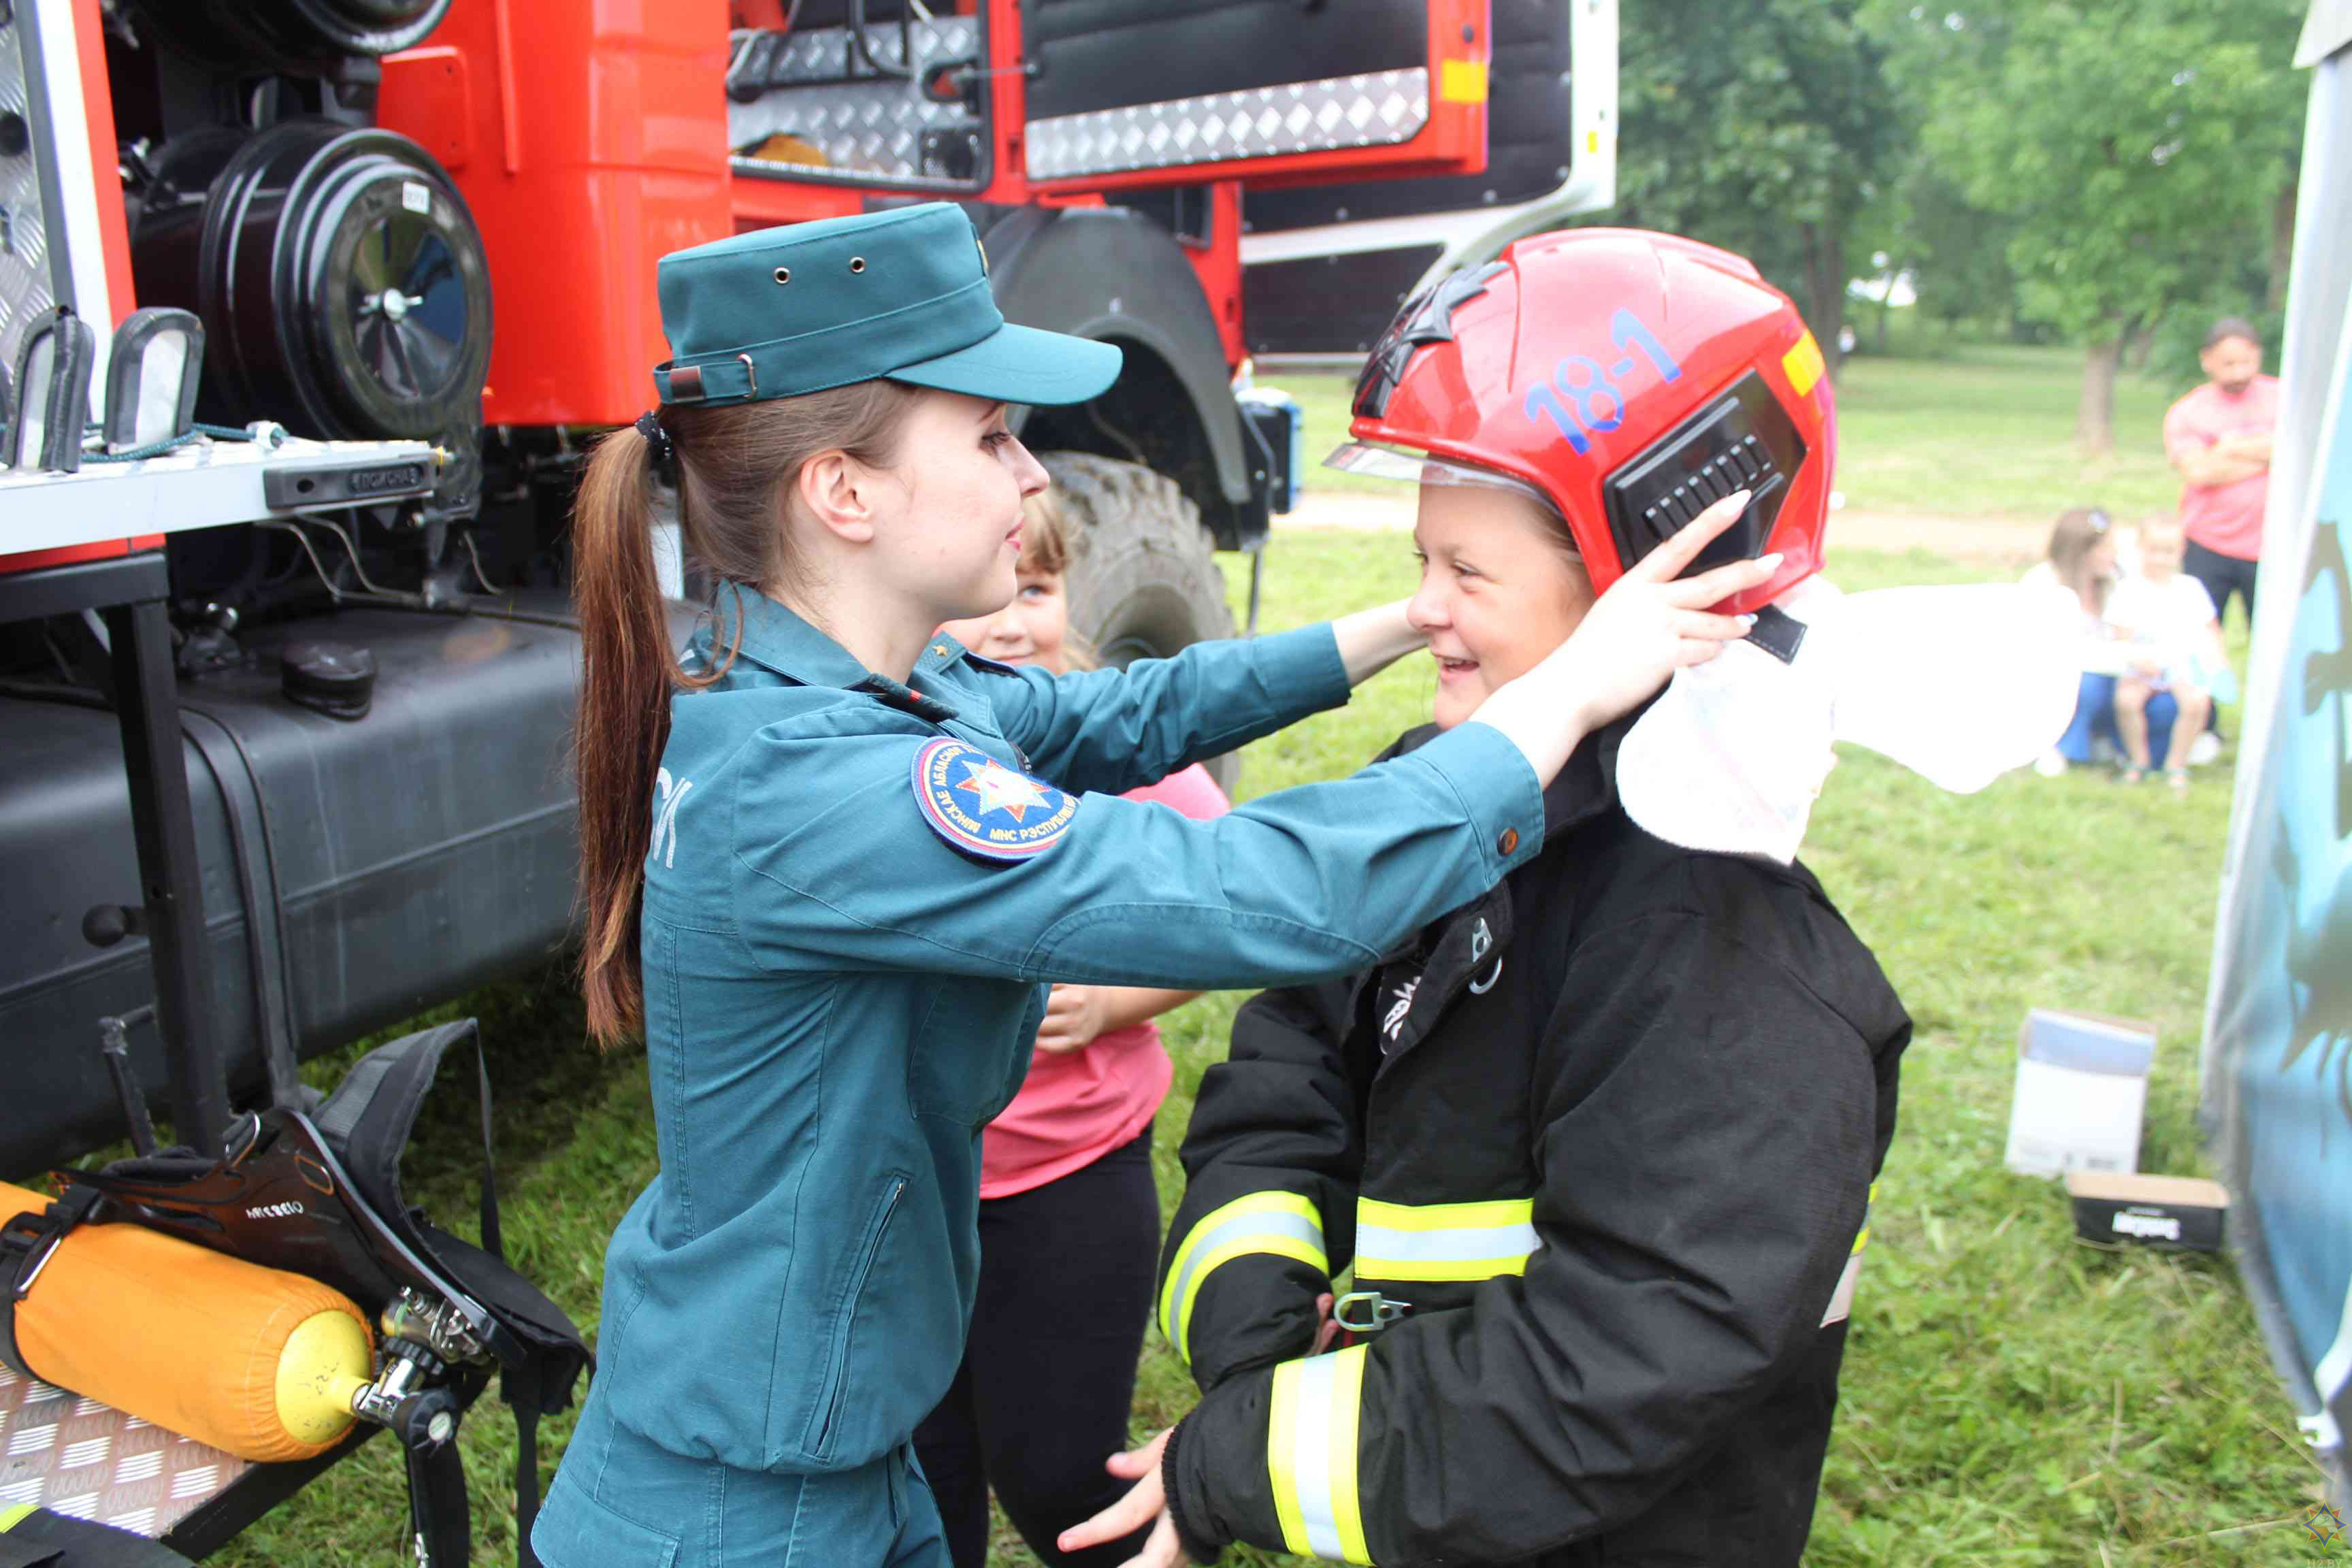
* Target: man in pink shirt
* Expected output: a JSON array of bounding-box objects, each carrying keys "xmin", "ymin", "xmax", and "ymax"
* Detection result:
[{"xmin": 2163, "ymin": 316, "xmax": 2281, "ymax": 628}]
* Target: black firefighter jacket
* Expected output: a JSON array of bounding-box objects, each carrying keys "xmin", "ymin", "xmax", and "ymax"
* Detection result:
[{"xmin": 1157, "ymin": 721, "xmax": 1912, "ymax": 1567}]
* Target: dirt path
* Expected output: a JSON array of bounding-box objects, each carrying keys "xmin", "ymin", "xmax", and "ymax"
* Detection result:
[{"xmin": 1281, "ymin": 490, "xmax": 2054, "ymax": 567}]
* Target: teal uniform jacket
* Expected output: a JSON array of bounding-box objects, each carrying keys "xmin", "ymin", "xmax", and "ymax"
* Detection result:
[{"xmin": 593, "ymin": 589, "xmax": 1546, "ymax": 1477}]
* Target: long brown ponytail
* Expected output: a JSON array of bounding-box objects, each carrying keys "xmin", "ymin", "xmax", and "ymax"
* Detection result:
[{"xmin": 572, "ymin": 382, "xmax": 924, "ymax": 1045}]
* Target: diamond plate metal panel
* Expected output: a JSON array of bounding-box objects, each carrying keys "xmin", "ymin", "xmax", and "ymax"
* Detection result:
[
  {"xmin": 1024, "ymin": 68, "xmax": 1431, "ymax": 182},
  {"xmin": 0, "ymin": 1365, "xmax": 250, "ymax": 1539},
  {"xmin": 0, "ymin": 11, "xmax": 60, "ymax": 394},
  {"xmin": 727, "ymin": 19, "xmax": 985, "ymax": 189}
]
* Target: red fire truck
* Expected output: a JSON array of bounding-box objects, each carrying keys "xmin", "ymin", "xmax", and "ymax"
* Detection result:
[{"xmin": 0, "ymin": 0, "xmax": 1613, "ymax": 1556}]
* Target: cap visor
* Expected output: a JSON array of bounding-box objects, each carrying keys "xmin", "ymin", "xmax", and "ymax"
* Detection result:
[{"xmin": 890, "ymin": 321, "xmax": 1121, "ymax": 406}]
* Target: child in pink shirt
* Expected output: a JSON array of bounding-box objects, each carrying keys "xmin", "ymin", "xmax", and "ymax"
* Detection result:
[{"xmin": 916, "ymin": 486, "xmax": 1232, "ymax": 1568}]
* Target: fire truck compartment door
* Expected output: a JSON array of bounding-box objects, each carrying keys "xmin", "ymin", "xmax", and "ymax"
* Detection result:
[{"xmin": 1022, "ymin": 0, "xmax": 1482, "ymax": 190}]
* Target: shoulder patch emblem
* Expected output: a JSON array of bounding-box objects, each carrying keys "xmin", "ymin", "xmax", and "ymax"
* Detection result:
[{"xmin": 911, "ymin": 738, "xmax": 1079, "ymax": 862}]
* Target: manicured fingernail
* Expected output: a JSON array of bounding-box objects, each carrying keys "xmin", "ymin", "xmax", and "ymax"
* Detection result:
[
  {"xmin": 1727, "ymin": 488, "xmax": 1753, "ymax": 508},
  {"xmin": 1740, "ymin": 614, "xmax": 1758, "ymax": 628},
  {"xmin": 1758, "ymin": 552, "xmax": 1784, "ymax": 569}
]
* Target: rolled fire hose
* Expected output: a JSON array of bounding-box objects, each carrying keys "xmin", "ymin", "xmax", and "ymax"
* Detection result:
[{"xmin": 0, "ymin": 1183, "xmax": 372, "ymax": 1462}]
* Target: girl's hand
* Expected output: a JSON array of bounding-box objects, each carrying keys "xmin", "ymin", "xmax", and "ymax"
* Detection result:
[
  {"xmin": 1058, "ymin": 1428, "xmax": 1187, "ymax": 1566},
  {"xmin": 1548, "ymin": 489, "xmax": 1782, "ymax": 732},
  {"xmin": 1034, "ymin": 983, "xmax": 1112, "ymax": 1054}
]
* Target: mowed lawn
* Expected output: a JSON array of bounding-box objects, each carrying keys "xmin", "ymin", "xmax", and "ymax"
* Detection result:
[{"xmin": 217, "ymin": 346, "xmax": 2329, "ymax": 1566}]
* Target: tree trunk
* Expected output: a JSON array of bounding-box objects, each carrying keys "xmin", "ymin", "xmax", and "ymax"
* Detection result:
[
  {"xmin": 1801, "ymin": 220, "xmax": 1847, "ymax": 380},
  {"xmin": 1876, "ymin": 256, "xmax": 1904, "ymax": 355},
  {"xmin": 2125, "ymin": 320, "xmax": 2156, "ymax": 372},
  {"xmin": 2077, "ymin": 326, "xmax": 2129, "ymax": 454},
  {"xmin": 2269, "ymin": 178, "xmax": 2298, "ymax": 312}
]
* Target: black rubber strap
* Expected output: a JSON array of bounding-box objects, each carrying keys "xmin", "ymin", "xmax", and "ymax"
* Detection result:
[
  {"xmin": 1745, "ymin": 602, "xmax": 1809, "ymax": 664},
  {"xmin": 514, "ymin": 1399, "xmax": 543, "ymax": 1568}
]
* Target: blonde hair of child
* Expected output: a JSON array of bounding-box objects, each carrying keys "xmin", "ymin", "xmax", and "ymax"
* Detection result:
[{"xmin": 1017, "ymin": 487, "xmax": 1099, "ymax": 672}]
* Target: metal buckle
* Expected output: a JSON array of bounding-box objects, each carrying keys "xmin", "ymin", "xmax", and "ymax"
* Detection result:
[
  {"xmin": 736, "ymin": 353, "xmax": 757, "ymax": 399},
  {"xmin": 1, "ymin": 1211, "xmax": 67, "ymax": 1302},
  {"xmin": 1331, "ymin": 1290, "xmax": 1412, "ymax": 1335}
]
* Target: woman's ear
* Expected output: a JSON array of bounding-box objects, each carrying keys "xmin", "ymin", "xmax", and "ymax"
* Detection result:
[{"xmin": 796, "ymin": 450, "xmax": 877, "ymax": 546}]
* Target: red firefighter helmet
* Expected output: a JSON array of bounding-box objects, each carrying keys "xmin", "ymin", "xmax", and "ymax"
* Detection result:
[{"xmin": 1336, "ymin": 228, "xmax": 1834, "ymax": 616}]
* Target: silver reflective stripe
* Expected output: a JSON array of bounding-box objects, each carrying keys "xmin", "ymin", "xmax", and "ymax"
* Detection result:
[
  {"xmin": 1165, "ymin": 1210, "xmax": 1322, "ymax": 1328},
  {"xmin": 1290, "ymin": 1354, "xmax": 1347, "ymax": 1560},
  {"xmin": 1354, "ymin": 1220, "xmax": 1539, "ymax": 1266}
]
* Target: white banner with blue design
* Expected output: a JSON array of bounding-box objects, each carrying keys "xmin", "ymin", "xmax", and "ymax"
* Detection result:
[{"xmin": 2200, "ymin": 12, "xmax": 2352, "ymax": 1509}]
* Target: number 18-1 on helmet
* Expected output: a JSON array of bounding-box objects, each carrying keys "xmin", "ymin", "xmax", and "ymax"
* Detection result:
[{"xmin": 1333, "ymin": 228, "xmax": 1834, "ymax": 617}]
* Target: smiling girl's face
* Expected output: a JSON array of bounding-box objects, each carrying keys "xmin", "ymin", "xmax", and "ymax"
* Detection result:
[
  {"xmin": 936, "ymin": 563, "xmax": 1072, "ymax": 674},
  {"xmin": 1407, "ymin": 483, "xmax": 1595, "ymax": 730}
]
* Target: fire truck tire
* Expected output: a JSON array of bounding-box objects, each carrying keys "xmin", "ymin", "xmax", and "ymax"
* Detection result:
[{"xmin": 1041, "ymin": 452, "xmax": 1241, "ymax": 797}]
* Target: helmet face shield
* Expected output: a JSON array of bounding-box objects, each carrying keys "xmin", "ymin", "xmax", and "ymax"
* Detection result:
[{"xmin": 1324, "ymin": 441, "xmax": 1582, "ymax": 557}]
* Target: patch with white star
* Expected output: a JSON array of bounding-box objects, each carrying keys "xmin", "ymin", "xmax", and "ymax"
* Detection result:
[{"xmin": 911, "ymin": 738, "xmax": 1079, "ymax": 862}]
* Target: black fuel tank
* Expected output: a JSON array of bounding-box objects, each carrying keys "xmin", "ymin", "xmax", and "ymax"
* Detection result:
[{"xmin": 0, "ymin": 597, "xmax": 600, "ymax": 1173}]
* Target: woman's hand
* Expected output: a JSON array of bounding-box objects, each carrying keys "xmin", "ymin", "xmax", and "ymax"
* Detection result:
[
  {"xmin": 1058, "ymin": 1428, "xmax": 1187, "ymax": 1567},
  {"xmin": 1034, "ymin": 983, "xmax": 1113, "ymax": 1054},
  {"xmin": 1469, "ymin": 491, "xmax": 1780, "ymax": 782}
]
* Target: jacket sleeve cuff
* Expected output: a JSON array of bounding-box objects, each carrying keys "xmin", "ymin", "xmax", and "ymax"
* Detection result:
[
  {"xmin": 1397, "ymin": 719, "xmax": 1547, "ymax": 879},
  {"xmin": 1252, "ymin": 622, "xmax": 1354, "ymax": 719},
  {"xmin": 1163, "ymin": 1418, "xmax": 1227, "ymax": 1565}
]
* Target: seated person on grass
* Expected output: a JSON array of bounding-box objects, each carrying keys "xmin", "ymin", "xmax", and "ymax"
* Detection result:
[
  {"xmin": 1062, "ymin": 232, "xmax": 1914, "ymax": 1568},
  {"xmin": 2024, "ymin": 506, "xmax": 2131, "ymax": 775},
  {"xmin": 2108, "ymin": 518, "xmax": 2229, "ymax": 790}
]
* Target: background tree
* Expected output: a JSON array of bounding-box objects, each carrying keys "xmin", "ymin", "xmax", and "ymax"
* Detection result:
[
  {"xmin": 1869, "ymin": 0, "xmax": 2304, "ymax": 451},
  {"xmin": 1612, "ymin": 0, "xmax": 1901, "ymax": 378}
]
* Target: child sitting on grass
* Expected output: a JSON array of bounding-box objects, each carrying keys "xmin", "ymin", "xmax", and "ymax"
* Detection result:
[{"xmin": 2107, "ymin": 517, "xmax": 2229, "ymax": 790}]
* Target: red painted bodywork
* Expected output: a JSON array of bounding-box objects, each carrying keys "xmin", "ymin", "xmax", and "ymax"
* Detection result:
[
  {"xmin": 12, "ymin": 0, "xmax": 1492, "ymax": 572},
  {"xmin": 378, "ymin": 2, "xmax": 736, "ymax": 427},
  {"xmin": 372, "ymin": 0, "xmax": 1490, "ymax": 419}
]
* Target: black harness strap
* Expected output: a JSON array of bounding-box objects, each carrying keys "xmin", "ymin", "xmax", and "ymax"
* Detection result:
[{"xmin": 0, "ymin": 1186, "xmax": 107, "ymax": 1377}]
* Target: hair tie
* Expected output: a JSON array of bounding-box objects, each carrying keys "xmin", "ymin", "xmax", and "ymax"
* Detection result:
[{"xmin": 634, "ymin": 411, "xmax": 674, "ymax": 468}]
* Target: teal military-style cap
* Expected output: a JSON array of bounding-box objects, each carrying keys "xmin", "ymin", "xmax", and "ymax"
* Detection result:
[{"xmin": 651, "ymin": 203, "xmax": 1120, "ymax": 408}]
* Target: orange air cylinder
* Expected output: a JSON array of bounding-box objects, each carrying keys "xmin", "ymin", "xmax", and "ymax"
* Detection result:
[{"xmin": 0, "ymin": 1183, "xmax": 373, "ymax": 1462}]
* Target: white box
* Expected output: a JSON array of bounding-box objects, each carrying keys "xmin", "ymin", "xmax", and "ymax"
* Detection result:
[{"xmin": 2003, "ymin": 1009, "xmax": 2157, "ymax": 1177}]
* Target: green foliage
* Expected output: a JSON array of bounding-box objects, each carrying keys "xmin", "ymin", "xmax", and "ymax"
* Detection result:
[
  {"xmin": 1872, "ymin": 0, "xmax": 2304, "ymax": 343},
  {"xmin": 1612, "ymin": 0, "xmax": 1901, "ymax": 365}
]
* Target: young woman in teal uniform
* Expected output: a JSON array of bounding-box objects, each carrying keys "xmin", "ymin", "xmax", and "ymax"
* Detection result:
[{"xmin": 532, "ymin": 202, "xmax": 1771, "ymax": 1568}]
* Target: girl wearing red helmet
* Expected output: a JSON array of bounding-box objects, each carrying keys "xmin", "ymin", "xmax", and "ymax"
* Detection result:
[{"xmin": 1064, "ymin": 231, "xmax": 1912, "ymax": 1568}]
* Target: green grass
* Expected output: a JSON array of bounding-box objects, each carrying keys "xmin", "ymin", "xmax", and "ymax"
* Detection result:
[
  {"xmin": 1273, "ymin": 340, "xmax": 2193, "ymax": 521},
  {"xmin": 212, "ymin": 524, "xmax": 2323, "ymax": 1566}
]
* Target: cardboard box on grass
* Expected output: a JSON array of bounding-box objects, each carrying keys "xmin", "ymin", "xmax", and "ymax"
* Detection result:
[
  {"xmin": 2003, "ymin": 1009, "xmax": 2157, "ymax": 1177},
  {"xmin": 2062, "ymin": 1171, "xmax": 2229, "ymax": 1252}
]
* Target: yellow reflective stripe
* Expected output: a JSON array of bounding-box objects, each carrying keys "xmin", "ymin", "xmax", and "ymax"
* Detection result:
[
  {"xmin": 1853, "ymin": 1179, "xmax": 1879, "ymax": 1256},
  {"xmin": 1354, "ymin": 1196, "xmax": 1537, "ymax": 1284},
  {"xmin": 1160, "ymin": 1192, "xmax": 1326, "ymax": 1367},
  {"xmin": 1267, "ymin": 1349, "xmax": 1371, "ymax": 1564},
  {"xmin": 1357, "ymin": 1196, "xmax": 1531, "ymax": 1232}
]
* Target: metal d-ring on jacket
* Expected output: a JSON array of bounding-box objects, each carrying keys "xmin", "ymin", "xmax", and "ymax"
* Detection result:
[
  {"xmin": 1157, "ymin": 721, "xmax": 1913, "ymax": 1568},
  {"xmin": 574, "ymin": 592, "xmax": 1549, "ymax": 1485}
]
